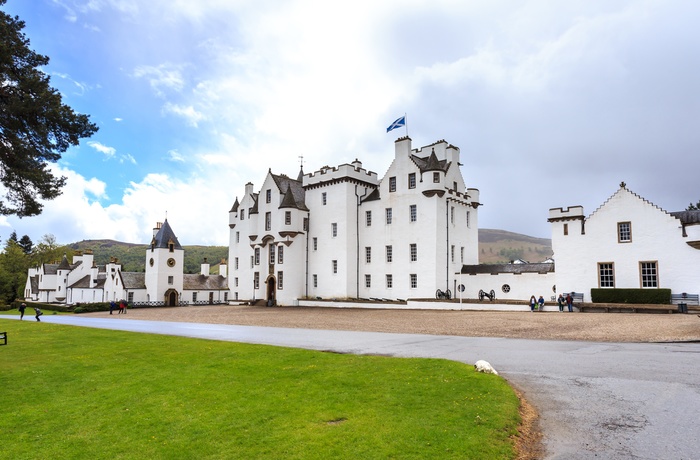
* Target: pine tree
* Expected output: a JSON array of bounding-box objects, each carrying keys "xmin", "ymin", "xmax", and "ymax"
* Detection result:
[{"xmin": 0, "ymin": 1, "xmax": 98, "ymax": 217}]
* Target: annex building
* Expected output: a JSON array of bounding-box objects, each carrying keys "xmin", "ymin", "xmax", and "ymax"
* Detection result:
[
  {"xmin": 228, "ymin": 137, "xmax": 481, "ymax": 305},
  {"xmin": 24, "ymin": 220, "xmax": 229, "ymax": 306}
]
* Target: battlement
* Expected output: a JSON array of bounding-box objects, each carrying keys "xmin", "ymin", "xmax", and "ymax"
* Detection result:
[
  {"xmin": 548, "ymin": 206, "xmax": 585, "ymax": 221},
  {"xmin": 304, "ymin": 161, "xmax": 379, "ymax": 187}
]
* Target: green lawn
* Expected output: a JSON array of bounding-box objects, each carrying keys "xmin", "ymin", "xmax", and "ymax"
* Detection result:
[{"xmin": 0, "ymin": 320, "xmax": 521, "ymax": 459}]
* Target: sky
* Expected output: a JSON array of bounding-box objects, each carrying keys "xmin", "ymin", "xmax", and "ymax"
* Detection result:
[{"xmin": 1, "ymin": 0, "xmax": 699, "ymax": 247}]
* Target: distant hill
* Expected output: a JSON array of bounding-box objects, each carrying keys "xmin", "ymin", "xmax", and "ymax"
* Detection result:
[
  {"xmin": 69, "ymin": 230, "xmax": 551, "ymax": 271},
  {"xmin": 478, "ymin": 229, "xmax": 552, "ymax": 264},
  {"xmin": 69, "ymin": 240, "xmax": 228, "ymax": 274}
]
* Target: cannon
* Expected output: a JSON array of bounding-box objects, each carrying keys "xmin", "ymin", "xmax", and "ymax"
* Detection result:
[{"xmin": 478, "ymin": 289, "xmax": 496, "ymax": 301}]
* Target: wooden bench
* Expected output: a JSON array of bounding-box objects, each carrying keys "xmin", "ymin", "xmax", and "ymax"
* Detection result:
[
  {"xmin": 671, "ymin": 293, "xmax": 699, "ymax": 305},
  {"xmin": 0, "ymin": 331, "xmax": 6, "ymax": 346}
]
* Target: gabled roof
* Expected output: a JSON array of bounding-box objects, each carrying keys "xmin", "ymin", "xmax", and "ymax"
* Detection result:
[
  {"xmin": 121, "ymin": 272, "xmax": 146, "ymax": 289},
  {"xmin": 183, "ymin": 274, "xmax": 229, "ymax": 290},
  {"xmin": 362, "ymin": 187, "xmax": 381, "ymax": 202},
  {"xmin": 151, "ymin": 219, "xmax": 183, "ymax": 250}
]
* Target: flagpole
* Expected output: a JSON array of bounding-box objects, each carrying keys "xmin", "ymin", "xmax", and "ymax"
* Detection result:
[{"xmin": 404, "ymin": 113, "xmax": 408, "ymax": 137}]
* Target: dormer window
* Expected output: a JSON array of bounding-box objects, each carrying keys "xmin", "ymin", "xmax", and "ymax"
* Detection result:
[{"xmin": 168, "ymin": 239, "xmax": 175, "ymax": 252}]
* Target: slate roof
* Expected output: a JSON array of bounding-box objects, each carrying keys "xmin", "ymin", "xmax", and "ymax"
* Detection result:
[
  {"xmin": 272, "ymin": 173, "xmax": 308, "ymax": 211},
  {"xmin": 69, "ymin": 275, "xmax": 92, "ymax": 289},
  {"xmin": 42, "ymin": 263, "xmax": 59, "ymax": 275},
  {"xmin": 57, "ymin": 254, "xmax": 72, "ymax": 270},
  {"xmin": 410, "ymin": 149, "xmax": 451, "ymax": 173},
  {"xmin": 671, "ymin": 210, "xmax": 700, "ymax": 225},
  {"xmin": 121, "ymin": 272, "xmax": 146, "ymax": 289},
  {"xmin": 230, "ymin": 197, "xmax": 239, "ymax": 213},
  {"xmin": 183, "ymin": 274, "xmax": 229, "ymax": 290},
  {"xmin": 461, "ymin": 262, "xmax": 555, "ymax": 275},
  {"xmin": 152, "ymin": 219, "xmax": 183, "ymax": 250}
]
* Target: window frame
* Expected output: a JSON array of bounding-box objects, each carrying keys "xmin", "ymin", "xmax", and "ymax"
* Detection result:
[
  {"xmin": 409, "ymin": 204, "xmax": 417, "ymax": 222},
  {"xmin": 640, "ymin": 261, "xmax": 658, "ymax": 288},
  {"xmin": 617, "ymin": 222, "xmax": 632, "ymax": 243},
  {"xmin": 389, "ymin": 176, "xmax": 396, "ymax": 192},
  {"xmin": 408, "ymin": 173, "xmax": 416, "ymax": 189},
  {"xmin": 598, "ymin": 262, "xmax": 615, "ymax": 288}
]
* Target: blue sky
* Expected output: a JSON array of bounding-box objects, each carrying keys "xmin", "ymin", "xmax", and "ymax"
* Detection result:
[{"xmin": 2, "ymin": 0, "xmax": 699, "ymax": 247}]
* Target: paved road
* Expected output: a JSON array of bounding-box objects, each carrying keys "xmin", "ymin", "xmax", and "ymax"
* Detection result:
[{"xmin": 10, "ymin": 316, "xmax": 700, "ymax": 459}]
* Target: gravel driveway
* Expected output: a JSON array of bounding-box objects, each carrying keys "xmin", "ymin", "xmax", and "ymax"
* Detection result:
[{"xmin": 88, "ymin": 304, "xmax": 700, "ymax": 343}]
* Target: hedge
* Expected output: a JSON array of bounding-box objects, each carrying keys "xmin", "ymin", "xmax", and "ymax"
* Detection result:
[{"xmin": 590, "ymin": 288, "xmax": 671, "ymax": 304}]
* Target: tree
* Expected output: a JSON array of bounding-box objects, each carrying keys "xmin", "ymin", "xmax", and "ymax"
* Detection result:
[
  {"xmin": 18, "ymin": 233, "xmax": 31, "ymax": 253},
  {"xmin": 687, "ymin": 201, "xmax": 700, "ymax": 211},
  {"xmin": 0, "ymin": 1, "xmax": 98, "ymax": 217},
  {"xmin": 31, "ymin": 233, "xmax": 68, "ymax": 265},
  {"xmin": 0, "ymin": 237, "xmax": 29, "ymax": 302}
]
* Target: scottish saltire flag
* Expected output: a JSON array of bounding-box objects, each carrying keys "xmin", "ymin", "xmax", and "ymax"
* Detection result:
[{"xmin": 386, "ymin": 116, "xmax": 406, "ymax": 133}]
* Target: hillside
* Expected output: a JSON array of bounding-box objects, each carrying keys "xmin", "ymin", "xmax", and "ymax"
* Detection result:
[
  {"xmin": 68, "ymin": 230, "xmax": 551, "ymax": 271},
  {"xmin": 70, "ymin": 240, "xmax": 228, "ymax": 274},
  {"xmin": 478, "ymin": 229, "xmax": 553, "ymax": 264}
]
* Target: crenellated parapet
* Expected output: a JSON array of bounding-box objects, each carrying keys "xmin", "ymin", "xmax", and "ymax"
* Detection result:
[{"xmin": 303, "ymin": 160, "xmax": 379, "ymax": 189}]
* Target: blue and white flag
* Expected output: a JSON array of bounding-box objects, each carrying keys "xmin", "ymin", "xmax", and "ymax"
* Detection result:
[{"xmin": 386, "ymin": 116, "xmax": 406, "ymax": 133}]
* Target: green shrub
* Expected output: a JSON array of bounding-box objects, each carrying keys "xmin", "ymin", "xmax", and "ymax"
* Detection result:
[
  {"xmin": 73, "ymin": 302, "xmax": 111, "ymax": 314},
  {"xmin": 591, "ymin": 288, "xmax": 671, "ymax": 304}
]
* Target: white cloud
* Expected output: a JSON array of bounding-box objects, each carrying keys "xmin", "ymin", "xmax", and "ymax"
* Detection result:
[
  {"xmin": 161, "ymin": 103, "xmax": 205, "ymax": 127},
  {"xmin": 133, "ymin": 64, "xmax": 186, "ymax": 97},
  {"xmin": 87, "ymin": 141, "xmax": 116, "ymax": 159}
]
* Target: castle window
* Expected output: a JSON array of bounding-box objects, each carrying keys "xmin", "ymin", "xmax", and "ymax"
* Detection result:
[
  {"xmin": 366, "ymin": 210, "xmax": 372, "ymax": 226},
  {"xmin": 266, "ymin": 189, "xmax": 271, "ymax": 203},
  {"xmin": 235, "ymin": 257, "xmax": 239, "ymax": 270},
  {"xmin": 466, "ymin": 211, "xmax": 470, "ymax": 228},
  {"xmin": 410, "ymin": 243, "xmax": 417, "ymax": 262},
  {"xmin": 269, "ymin": 246, "xmax": 275, "ymax": 265},
  {"xmin": 254, "ymin": 248, "xmax": 260, "ymax": 265},
  {"xmin": 254, "ymin": 272, "xmax": 259, "ymax": 289},
  {"xmin": 235, "ymin": 277, "xmax": 238, "ymax": 287},
  {"xmin": 265, "ymin": 212, "xmax": 271, "ymax": 231},
  {"xmin": 278, "ymin": 246, "xmax": 284, "ymax": 264},
  {"xmin": 365, "ymin": 274, "xmax": 371, "ymax": 288},
  {"xmin": 618, "ymin": 222, "xmax": 631, "ymax": 243},
  {"xmin": 322, "ymin": 192, "xmax": 327, "ymax": 205},
  {"xmin": 303, "ymin": 217, "xmax": 309, "ymax": 231},
  {"xmin": 313, "ymin": 237, "xmax": 318, "ymax": 251},
  {"xmin": 332, "ymin": 260, "xmax": 338, "ymax": 274},
  {"xmin": 409, "ymin": 205, "xmax": 417, "ymax": 222},
  {"xmin": 640, "ymin": 261, "xmax": 658, "ymax": 288},
  {"xmin": 278, "ymin": 271, "xmax": 284, "ymax": 290},
  {"xmin": 408, "ymin": 173, "xmax": 416, "ymax": 189},
  {"xmin": 192, "ymin": 292, "xmax": 198, "ymax": 302},
  {"xmin": 331, "ymin": 223, "xmax": 337, "ymax": 237},
  {"xmin": 168, "ymin": 276, "xmax": 174, "ymax": 285},
  {"xmin": 236, "ymin": 231, "xmax": 240, "ymax": 243},
  {"xmin": 386, "ymin": 208, "xmax": 392, "ymax": 225},
  {"xmin": 461, "ymin": 247, "xmax": 464, "ymax": 263},
  {"xmin": 451, "ymin": 206, "xmax": 455, "ymax": 224},
  {"xmin": 563, "ymin": 223, "xmax": 568, "ymax": 236},
  {"xmin": 241, "ymin": 209, "xmax": 245, "ymax": 220},
  {"xmin": 386, "ymin": 274, "xmax": 393, "ymax": 289},
  {"xmin": 433, "ymin": 172, "xmax": 440, "ymax": 183},
  {"xmin": 389, "ymin": 176, "xmax": 396, "ymax": 192},
  {"xmin": 365, "ymin": 246, "xmax": 371, "ymax": 264},
  {"xmin": 285, "ymin": 211, "xmax": 291, "ymax": 225},
  {"xmin": 410, "ymin": 274, "xmax": 417, "ymax": 289},
  {"xmin": 598, "ymin": 262, "xmax": 615, "ymax": 288},
  {"xmin": 386, "ymin": 245, "xmax": 393, "ymax": 263},
  {"xmin": 451, "ymin": 245, "xmax": 455, "ymax": 262},
  {"xmin": 313, "ymin": 274, "xmax": 318, "ymax": 288}
]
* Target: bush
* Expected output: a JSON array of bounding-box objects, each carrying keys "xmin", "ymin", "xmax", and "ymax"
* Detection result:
[
  {"xmin": 73, "ymin": 302, "xmax": 111, "ymax": 314},
  {"xmin": 591, "ymin": 288, "xmax": 671, "ymax": 304},
  {"xmin": 10, "ymin": 300, "xmax": 73, "ymax": 313}
]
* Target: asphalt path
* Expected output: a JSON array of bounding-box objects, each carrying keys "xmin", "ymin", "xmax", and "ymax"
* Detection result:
[{"xmin": 8, "ymin": 316, "xmax": 700, "ymax": 459}]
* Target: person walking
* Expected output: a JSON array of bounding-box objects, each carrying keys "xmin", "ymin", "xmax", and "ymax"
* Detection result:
[
  {"xmin": 566, "ymin": 293, "xmax": 573, "ymax": 312},
  {"xmin": 19, "ymin": 302, "xmax": 26, "ymax": 320},
  {"xmin": 109, "ymin": 300, "xmax": 116, "ymax": 315},
  {"xmin": 529, "ymin": 295, "xmax": 537, "ymax": 312},
  {"xmin": 119, "ymin": 299, "xmax": 127, "ymax": 314},
  {"xmin": 34, "ymin": 307, "xmax": 43, "ymax": 322},
  {"xmin": 557, "ymin": 294, "xmax": 565, "ymax": 312}
]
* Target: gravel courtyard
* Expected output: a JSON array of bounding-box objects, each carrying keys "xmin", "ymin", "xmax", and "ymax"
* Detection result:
[{"xmin": 89, "ymin": 304, "xmax": 700, "ymax": 343}]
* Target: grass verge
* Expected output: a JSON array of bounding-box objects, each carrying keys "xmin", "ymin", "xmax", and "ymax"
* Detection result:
[{"xmin": 0, "ymin": 320, "xmax": 520, "ymax": 459}]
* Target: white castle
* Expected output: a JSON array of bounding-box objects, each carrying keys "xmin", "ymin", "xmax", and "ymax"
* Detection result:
[{"xmin": 228, "ymin": 136, "xmax": 481, "ymax": 305}]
